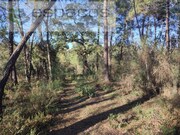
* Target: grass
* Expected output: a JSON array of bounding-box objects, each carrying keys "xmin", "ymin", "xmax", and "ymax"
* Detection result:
[
  {"xmin": 0, "ymin": 80, "xmax": 63, "ymax": 135},
  {"xmin": 104, "ymin": 95, "xmax": 180, "ymax": 135},
  {"xmin": 4, "ymin": 78, "xmax": 176, "ymax": 135},
  {"xmin": 2, "ymin": 50, "xmax": 180, "ymax": 134}
]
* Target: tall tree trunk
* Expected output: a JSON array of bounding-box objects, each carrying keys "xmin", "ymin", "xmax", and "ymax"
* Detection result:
[
  {"xmin": 83, "ymin": 58, "xmax": 90, "ymax": 75},
  {"xmin": 28, "ymin": 15, "xmax": 36, "ymax": 81},
  {"xmin": 109, "ymin": 29, "xmax": 113, "ymax": 77},
  {"xmin": 0, "ymin": 0, "xmax": 56, "ymax": 115},
  {"xmin": 178, "ymin": 18, "xmax": 180, "ymax": 49},
  {"xmin": 141, "ymin": 16, "xmax": 146, "ymax": 38},
  {"xmin": 96, "ymin": 20, "xmax": 100, "ymax": 72},
  {"xmin": 103, "ymin": 0, "xmax": 110, "ymax": 82},
  {"xmin": 166, "ymin": 0, "xmax": 170, "ymax": 52},
  {"xmin": 145, "ymin": 17, "xmax": 150, "ymax": 37},
  {"xmin": 154, "ymin": 17, "xmax": 157, "ymax": 42},
  {"xmin": 133, "ymin": 0, "xmax": 142, "ymax": 40},
  {"xmin": 120, "ymin": 45, "xmax": 123, "ymax": 62},
  {"xmin": 17, "ymin": 1, "xmax": 30, "ymax": 82},
  {"xmin": 178, "ymin": 17, "xmax": 180, "ymax": 88},
  {"xmin": 29, "ymin": 33, "xmax": 35, "ymax": 82},
  {"xmin": 38, "ymin": 26, "xmax": 44, "ymax": 42},
  {"xmin": 8, "ymin": 0, "xmax": 18, "ymax": 85},
  {"xmin": 45, "ymin": 16, "xmax": 52, "ymax": 81}
]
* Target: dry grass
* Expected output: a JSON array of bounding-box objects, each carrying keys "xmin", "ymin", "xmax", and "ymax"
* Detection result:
[
  {"xmin": 153, "ymin": 55, "xmax": 174, "ymax": 86},
  {"xmin": 98, "ymin": 96, "xmax": 180, "ymax": 135},
  {"xmin": 118, "ymin": 75, "xmax": 135, "ymax": 91},
  {"xmin": 47, "ymin": 77, "xmax": 180, "ymax": 135},
  {"xmin": 43, "ymin": 46, "xmax": 180, "ymax": 134}
]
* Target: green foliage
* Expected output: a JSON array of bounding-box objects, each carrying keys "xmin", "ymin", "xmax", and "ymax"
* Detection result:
[
  {"xmin": 101, "ymin": 85, "xmax": 112, "ymax": 92},
  {"xmin": 0, "ymin": 80, "xmax": 62, "ymax": 135},
  {"xmin": 108, "ymin": 113, "xmax": 118, "ymax": 120},
  {"xmin": 161, "ymin": 124, "xmax": 176, "ymax": 135},
  {"xmin": 35, "ymin": 79, "xmax": 64, "ymax": 90},
  {"xmin": 0, "ymin": 44, "xmax": 9, "ymax": 77},
  {"xmin": 127, "ymin": 0, "xmax": 166, "ymax": 20},
  {"xmin": 1, "ymin": 111, "xmax": 52, "ymax": 135},
  {"xmin": 75, "ymin": 81, "xmax": 96, "ymax": 98},
  {"xmin": 0, "ymin": 1, "xmax": 180, "ymax": 134}
]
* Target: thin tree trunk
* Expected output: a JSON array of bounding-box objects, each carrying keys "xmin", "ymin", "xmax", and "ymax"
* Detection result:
[
  {"xmin": 141, "ymin": 16, "xmax": 146, "ymax": 38},
  {"xmin": 96, "ymin": 53, "xmax": 99, "ymax": 72},
  {"xmin": 154, "ymin": 17, "xmax": 157, "ymax": 42},
  {"xmin": 17, "ymin": 1, "xmax": 30, "ymax": 82},
  {"xmin": 8, "ymin": 0, "xmax": 18, "ymax": 85},
  {"xmin": 109, "ymin": 29, "xmax": 113, "ymax": 77},
  {"xmin": 28, "ymin": 15, "xmax": 36, "ymax": 81},
  {"xmin": 119, "ymin": 20, "xmax": 127, "ymax": 63},
  {"xmin": 83, "ymin": 58, "xmax": 90, "ymax": 75},
  {"xmin": 120, "ymin": 45, "xmax": 123, "ymax": 61},
  {"xmin": 29, "ymin": 33, "xmax": 35, "ymax": 82},
  {"xmin": 45, "ymin": 16, "xmax": 52, "ymax": 81},
  {"xmin": 38, "ymin": 26, "xmax": 44, "ymax": 42},
  {"xmin": 96, "ymin": 21, "xmax": 100, "ymax": 72},
  {"xmin": 178, "ymin": 18, "xmax": 180, "ymax": 49},
  {"xmin": 0, "ymin": 0, "xmax": 56, "ymax": 115},
  {"xmin": 146, "ymin": 17, "xmax": 150, "ymax": 37},
  {"xmin": 178, "ymin": 17, "xmax": 180, "ymax": 88},
  {"xmin": 44, "ymin": 59, "xmax": 49, "ymax": 80},
  {"xmin": 166, "ymin": 0, "xmax": 170, "ymax": 52},
  {"xmin": 103, "ymin": 0, "xmax": 110, "ymax": 82},
  {"xmin": 133, "ymin": 0, "xmax": 142, "ymax": 40}
]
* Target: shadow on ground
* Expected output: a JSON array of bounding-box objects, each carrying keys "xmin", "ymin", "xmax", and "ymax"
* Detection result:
[
  {"xmin": 61, "ymin": 96, "xmax": 115, "ymax": 114},
  {"xmin": 59, "ymin": 87, "xmax": 116, "ymax": 113},
  {"xmin": 49, "ymin": 94, "xmax": 156, "ymax": 135}
]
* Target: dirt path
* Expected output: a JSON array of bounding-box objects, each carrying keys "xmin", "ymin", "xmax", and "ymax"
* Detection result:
[{"xmin": 48, "ymin": 82, "xmax": 153, "ymax": 135}]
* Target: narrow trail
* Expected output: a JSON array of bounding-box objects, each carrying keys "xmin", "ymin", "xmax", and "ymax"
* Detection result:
[
  {"xmin": 49, "ymin": 82, "xmax": 88, "ymax": 134},
  {"xmin": 59, "ymin": 83, "xmax": 84, "ymax": 126},
  {"xmin": 49, "ymin": 81, "xmax": 154, "ymax": 135}
]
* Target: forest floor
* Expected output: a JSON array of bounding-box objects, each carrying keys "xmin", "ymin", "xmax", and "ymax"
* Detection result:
[{"xmin": 48, "ymin": 81, "xmax": 180, "ymax": 135}]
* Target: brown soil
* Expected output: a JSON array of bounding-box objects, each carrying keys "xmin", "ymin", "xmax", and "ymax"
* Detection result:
[{"xmin": 48, "ymin": 82, "xmax": 157, "ymax": 135}]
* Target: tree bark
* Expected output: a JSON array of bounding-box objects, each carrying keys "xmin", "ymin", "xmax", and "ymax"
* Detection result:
[
  {"xmin": 145, "ymin": 17, "xmax": 150, "ymax": 37},
  {"xmin": 178, "ymin": 18, "xmax": 180, "ymax": 49},
  {"xmin": 96, "ymin": 20, "xmax": 100, "ymax": 72},
  {"xmin": 29, "ymin": 33, "xmax": 35, "ymax": 82},
  {"xmin": 0, "ymin": 0, "xmax": 56, "ymax": 115},
  {"xmin": 178, "ymin": 17, "xmax": 180, "ymax": 88},
  {"xmin": 17, "ymin": 1, "xmax": 30, "ymax": 82},
  {"xmin": 8, "ymin": 0, "xmax": 18, "ymax": 85},
  {"xmin": 45, "ymin": 16, "xmax": 53, "ymax": 81},
  {"xmin": 103, "ymin": 0, "xmax": 110, "ymax": 82},
  {"xmin": 154, "ymin": 17, "xmax": 157, "ymax": 42},
  {"xmin": 141, "ymin": 16, "xmax": 146, "ymax": 38},
  {"xmin": 166, "ymin": 0, "xmax": 170, "ymax": 52},
  {"xmin": 109, "ymin": 29, "xmax": 113, "ymax": 77}
]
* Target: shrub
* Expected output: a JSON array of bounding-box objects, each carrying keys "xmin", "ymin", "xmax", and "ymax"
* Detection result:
[
  {"xmin": 0, "ymin": 80, "xmax": 62, "ymax": 135},
  {"xmin": 101, "ymin": 84, "xmax": 112, "ymax": 92},
  {"xmin": 132, "ymin": 44, "xmax": 179, "ymax": 95},
  {"xmin": 135, "ymin": 45, "xmax": 158, "ymax": 93},
  {"xmin": 75, "ymin": 81, "xmax": 96, "ymax": 98},
  {"xmin": 161, "ymin": 124, "xmax": 176, "ymax": 135}
]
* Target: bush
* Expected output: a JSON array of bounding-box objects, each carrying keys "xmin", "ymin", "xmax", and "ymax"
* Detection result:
[
  {"xmin": 135, "ymin": 45, "xmax": 158, "ymax": 93},
  {"xmin": 161, "ymin": 124, "xmax": 176, "ymax": 135},
  {"xmin": 75, "ymin": 81, "xmax": 96, "ymax": 98},
  {"xmin": 0, "ymin": 80, "xmax": 62, "ymax": 135},
  {"xmin": 132, "ymin": 44, "xmax": 179, "ymax": 95},
  {"xmin": 0, "ymin": 111, "xmax": 52, "ymax": 135},
  {"xmin": 101, "ymin": 84, "xmax": 113, "ymax": 92}
]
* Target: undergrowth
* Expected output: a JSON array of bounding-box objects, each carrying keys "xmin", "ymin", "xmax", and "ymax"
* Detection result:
[
  {"xmin": 0, "ymin": 80, "xmax": 63, "ymax": 135},
  {"xmin": 75, "ymin": 80, "xmax": 96, "ymax": 98}
]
